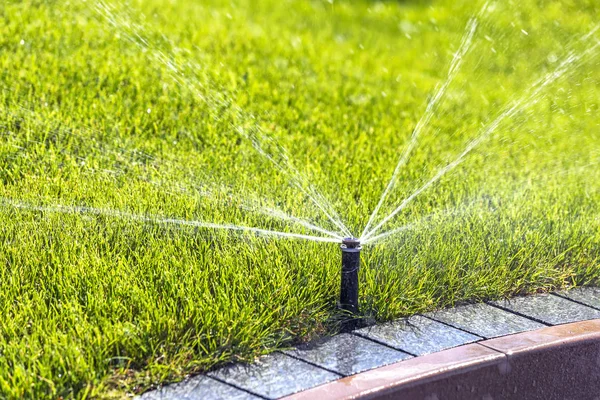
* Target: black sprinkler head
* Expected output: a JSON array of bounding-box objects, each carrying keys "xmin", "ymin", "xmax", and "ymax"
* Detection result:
[
  {"xmin": 339, "ymin": 237, "xmax": 362, "ymax": 330},
  {"xmin": 341, "ymin": 237, "xmax": 361, "ymax": 249}
]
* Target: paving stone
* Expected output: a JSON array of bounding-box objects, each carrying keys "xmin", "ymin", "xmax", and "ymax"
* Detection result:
[
  {"xmin": 354, "ymin": 315, "xmax": 480, "ymax": 356},
  {"xmin": 491, "ymin": 293, "xmax": 600, "ymax": 325},
  {"xmin": 425, "ymin": 302, "xmax": 545, "ymax": 339},
  {"xmin": 556, "ymin": 287, "xmax": 600, "ymax": 310},
  {"xmin": 208, "ymin": 352, "xmax": 339, "ymax": 399},
  {"xmin": 138, "ymin": 375, "xmax": 258, "ymax": 400},
  {"xmin": 285, "ymin": 333, "xmax": 411, "ymax": 377}
]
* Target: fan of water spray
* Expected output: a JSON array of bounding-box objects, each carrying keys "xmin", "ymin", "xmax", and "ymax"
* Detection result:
[
  {"xmin": 3, "ymin": 0, "xmax": 600, "ymax": 324},
  {"xmin": 361, "ymin": 30, "xmax": 600, "ymax": 244},
  {"xmin": 0, "ymin": 198, "xmax": 343, "ymax": 243},
  {"xmin": 95, "ymin": 0, "xmax": 353, "ymax": 240}
]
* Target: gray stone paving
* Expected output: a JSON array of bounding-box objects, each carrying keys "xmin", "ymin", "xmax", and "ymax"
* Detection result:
[
  {"xmin": 207, "ymin": 352, "xmax": 339, "ymax": 399},
  {"xmin": 425, "ymin": 302, "xmax": 545, "ymax": 338},
  {"xmin": 354, "ymin": 315, "xmax": 480, "ymax": 356},
  {"xmin": 556, "ymin": 286, "xmax": 600, "ymax": 310},
  {"xmin": 139, "ymin": 287, "xmax": 600, "ymax": 399},
  {"xmin": 285, "ymin": 332, "xmax": 411, "ymax": 376},
  {"xmin": 491, "ymin": 293, "xmax": 600, "ymax": 325},
  {"xmin": 139, "ymin": 375, "xmax": 259, "ymax": 400}
]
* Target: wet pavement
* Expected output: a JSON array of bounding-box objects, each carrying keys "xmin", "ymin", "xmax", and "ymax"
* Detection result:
[{"xmin": 139, "ymin": 287, "xmax": 600, "ymax": 399}]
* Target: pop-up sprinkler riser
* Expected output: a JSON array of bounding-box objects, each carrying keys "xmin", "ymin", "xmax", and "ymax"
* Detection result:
[{"xmin": 340, "ymin": 237, "xmax": 361, "ymax": 322}]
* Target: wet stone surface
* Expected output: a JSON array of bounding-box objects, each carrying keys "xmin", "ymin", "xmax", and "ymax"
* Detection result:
[
  {"xmin": 425, "ymin": 302, "xmax": 545, "ymax": 339},
  {"xmin": 556, "ymin": 287, "xmax": 600, "ymax": 310},
  {"xmin": 354, "ymin": 315, "xmax": 480, "ymax": 356},
  {"xmin": 207, "ymin": 352, "xmax": 340, "ymax": 399},
  {"xmin": 140, "ymin": 289, "xmax": 600, "ymax": 399},
  {"xmin": 138, "ymin": 375, "xmax": 259, "ymax": 400},
  {"xmin": 491, "ymin": 293, "xmax": 600, "ymax": 325},
  {"xmin": 285, "ymin": 332, "xmax": 412, "ymax": 376}
]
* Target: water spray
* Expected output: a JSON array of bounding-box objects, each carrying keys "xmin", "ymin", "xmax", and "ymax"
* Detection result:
[{"xmin": 340, "ymin": 237, "xmax": 361, "ymax": 330}]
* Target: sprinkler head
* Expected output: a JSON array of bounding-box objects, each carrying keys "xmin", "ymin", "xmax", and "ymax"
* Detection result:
[
  {"xmin": 339, "ymin": 237, "xmax": 362, "ymax": 331},
  {"xmin": 341, "ymin": 237, "xmax": 361, "ymax": 250}
]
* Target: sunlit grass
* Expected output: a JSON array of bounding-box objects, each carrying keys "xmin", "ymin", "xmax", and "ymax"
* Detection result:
[{"xmin": 0, "ymin": 0, "xmax": 599, "ymax": 398}]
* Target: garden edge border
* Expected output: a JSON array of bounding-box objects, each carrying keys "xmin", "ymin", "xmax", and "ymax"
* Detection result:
[{"xmin": 282, "ymin": 319, "xmax": 600, "ymax": 400}]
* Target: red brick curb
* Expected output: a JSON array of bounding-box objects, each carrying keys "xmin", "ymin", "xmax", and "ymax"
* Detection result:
[{"xmin": 283, "ymin": 319, "xmax": 600, "ymax": 400}]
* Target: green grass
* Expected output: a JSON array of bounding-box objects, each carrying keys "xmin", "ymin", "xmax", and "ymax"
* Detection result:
[{"xmin": 1, "ymin": 0, "xmax": 599, "ymax": 397}]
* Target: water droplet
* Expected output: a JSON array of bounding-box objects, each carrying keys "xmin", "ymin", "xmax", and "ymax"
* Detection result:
[
  {"xmin": 335, "ymin": 34, "xmax": 345, "ymax": 43},
  {"xmin": 399, "ymin": 20, "xmax": 416, "ymax": 34}
]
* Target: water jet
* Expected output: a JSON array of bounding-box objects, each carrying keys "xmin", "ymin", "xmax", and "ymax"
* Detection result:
[{"xmin": 340, "ymin": 237, "xmax": 362, "ymax": 330}]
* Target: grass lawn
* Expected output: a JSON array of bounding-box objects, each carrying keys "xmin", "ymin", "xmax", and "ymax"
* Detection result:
[{"xmin": 1, "ymin": 0, "xmax": 599, "ymax": 397}]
